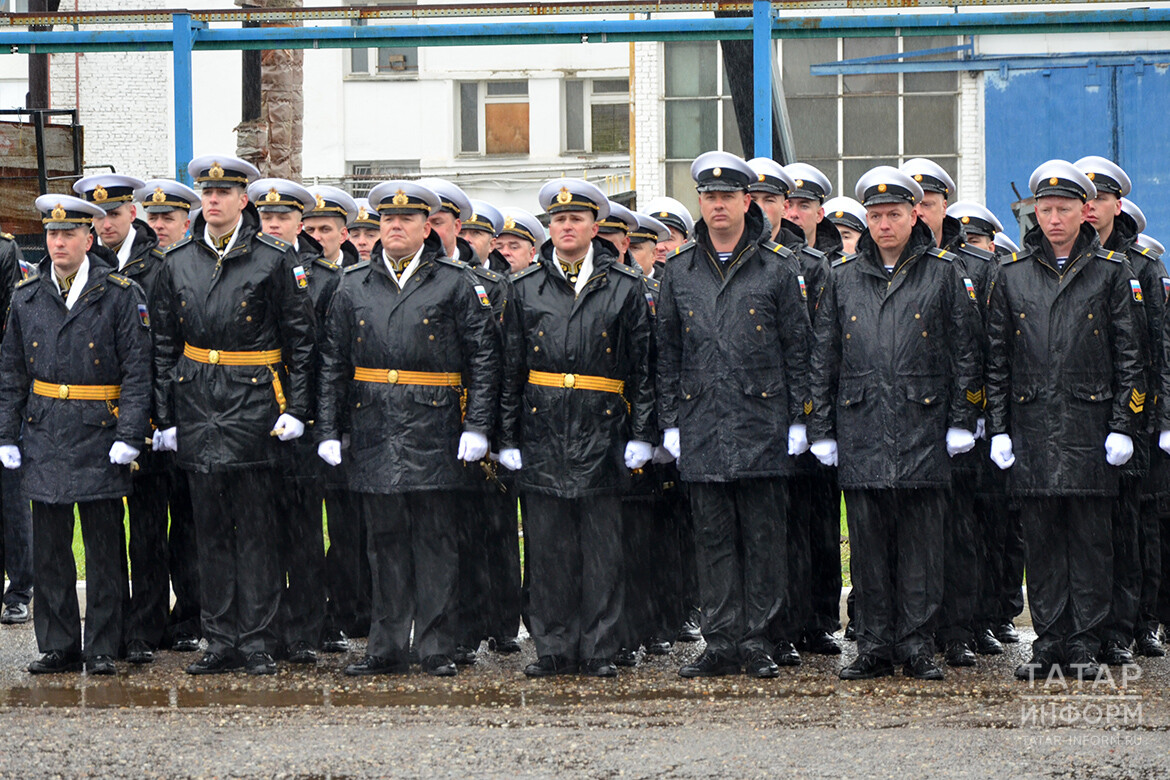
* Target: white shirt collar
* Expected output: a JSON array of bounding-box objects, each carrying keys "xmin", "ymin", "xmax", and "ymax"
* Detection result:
[
  {"xmin": 101, "ymin": 225, "xmax": 136, "ymax": 271},
  {"xmin": 52, "ymin": 257, "xmax": 90, "ymax": 310},
  {"xmin": 203, "ymin": 217, "xmax": 243, "ymax": 258},
  {"xmin": 383, "ymin": 244, "xmax": 425, "ymax": 290},
  {"xmin": 553, "ymin": 243, "xmax": 595, "ymax": 295}
]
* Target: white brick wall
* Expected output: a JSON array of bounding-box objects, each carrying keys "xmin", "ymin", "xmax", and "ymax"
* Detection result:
[
  {"xmin": 957, "ymin": 70, "xmax": 985, "ymax": 204},
  {"xmin": 632, "ymin": 41, "xmax": 662, "ymax": 201}
]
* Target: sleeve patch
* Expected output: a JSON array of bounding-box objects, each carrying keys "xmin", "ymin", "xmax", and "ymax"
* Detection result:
[
  {"xmin": 293, "ymin": 265, "xmax": 309, "ymax": 289},
  {"xmin": 1162, "ymin": 277, "xmax": 1169, "ymax": 303},
  {"xmin": 644, "ymin": 291, "xmax": 656, "ymax": 317},
  {"xmin": 137, "ymin": 303, "xmax": 151, "ymax": 329},
  {"xmin": 1131, "ymin": 279, "xmax": 1143, "ymax": 303},
  {"xmin": 474, "ymin": 283, "xmax": 491, "ymax": 307},
  {"xmin": 797, "ymin": 274, "xmax": 808, "ymax": 300},
  {"xmin": 964, "ymin": 277, "xmax": 977, "ymax": 301}
]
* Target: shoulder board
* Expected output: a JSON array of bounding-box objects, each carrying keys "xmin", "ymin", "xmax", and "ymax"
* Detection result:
[
  {"xmin": 509, "ymin": 263, "xmax": 542, "ymax": 283},
  {"xmin": 107, "ymin": 273, "xmax": 133, "ymax": 288},
  {"xmin": 610, "ymin": 262, "xmax": 642, "ymax": 280},
  {"xmin": 927, "ymin": 247, "xmax": 957, "ymax": 262},
  {"xmin": 15, "ymin": 274, "xmax": 38, "ymax": 289},
  {"xmin": 150, "ymin": 246, "xmax": 167, "ymax": 260},
  {"xmin": 999, "ymin": 248, "xmax": 1031, "ymax": 266},
  {"xmin": 343, "ymin": 260, "xmax": 370, "ymax": 274},
  {"xmin": 801, "ymin": 245, "xmax": 827, "ymax": 262},
  {"xmin": 763, "ymin": 241, "xmax": 795, "ymax": 259},
  {"xmin": 672, "ymin": 240, "xmax": 696, "ymax": 257},
  {"xmin": 256, "ymin": 232, "xmax": 290, "ymax": 251},
  {"xmin": 470, "ymin": 264, "xmax": 502, "ymax": 282},
  {"xmin": 1098, "ymin": 248, "xmax": 1124, "ymax": 263},
  {"xmin": 437, "ymin": 256, "xmax": 468, "ymax": 269},
  {"xmin": 163, "ymin": 236, "xmax": 192, "ymax": 253},
  {"xmin": 313, "ymin": 257, "xmax": 340, "ymax": 272},
  {"xmin": 831, "ymin": 253, "xmax": 855, "ymax": 269},
  {"xmin": 0, "ymin": 232, "xmax": 13, "ymax": 241},
  {"xmin": 642, "ymin": 275, "xmax": 661, "ymax": 293}
]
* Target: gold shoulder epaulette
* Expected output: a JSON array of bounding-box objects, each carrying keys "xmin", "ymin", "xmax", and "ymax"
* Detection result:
[
  {"xmin": 510, "ymin": 263, "xmax": 542, "ymax": 282},
  {"xmin": 831, "ymin": 253, "xmax": 854, "ymax": 268},
  {"xmin": 107, "ymin": 273, "xmax": 133, "ymax": 288},
  {"xmin": 256, "ymin": 232, "xmax": 289, "ymax": 251},
  {"xmin": 313, "ymin": 257, "xmax": 340, "ymax": 272},
  {"xmin": 611, "ymin": 262, "xmax": 641, "ymax": 280},
  {"xmin": 1098, "ymin": 248, "xmax": 1123, "ymax": 263},
  {"xmin": 437, "ymin": 256, "xmax": 468, "ymax": 269},
  {"xmin": 163, "ymin": 236, "xmax": 192, "ymax": 253},
  {"xmin": 0, "ymin": 232, "xmax": 14, "ymax": 240},
  {"xmin": 673, "ymin": 240, "xmax": 696, "ymax": 257}
]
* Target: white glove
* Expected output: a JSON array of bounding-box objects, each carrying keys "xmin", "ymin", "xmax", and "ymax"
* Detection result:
[
  {"xmin": 158, "ymin": 427, "xmax": 177, "ymax": 452},
  {"xmin": 663, "ymin": 427, "xmax": 681, "ymax": 460},
  {"xmin": 651, "ymin": 445, "xmax": 675, "ymax": 465},
  {"xmin": 499, "ymin": 448, "xmax": 523, "ymax": 471},
  {"xmin": 151, "ymin": 429, "xmax": 163, "ymax": 452},
  {"xmin": 624, "ymin": 440, "xmax": 653, "ymax": 470},
  {"xmin": 990, "ymin": 433, "xmax": 1015, "ymax": 470},
  {"xmin": 946, "ymin": 428, "xmax": 977, "ymax": 457},
  {"xmin": 457, "ymin": 431, "xmax": 490, "ymax": 462},
  {"xmin": 975, "ymin": 418, "xmax": 986, "ymax": 440},
  {"xmin": 0, "ymin": 445, "xmax": 20, "ymax": 470},
  {"xmin": 272, "ymin": 413, "xmax": 305, "ymax": 442},
  {"xmin": 1105, "ymin": 432, "xmax": 1134, "ymax": 467},
  {"xmin": 810, "ymin": 439, "xmax": 837, "ymax": 467},
  {"xmin": 1160, "ymin": 430, "xmax": 1170, "ymax": 456},
  {"xmin": 318, "ymin": 439, "xmax": 342, "ymax": 467},
  {"xmin": 108, "ymin": 441, "xmax": 140, "ymax": 466},
  {"xmin": 787, "ymin": 423, "xmax": 809, "ymax": 456}
]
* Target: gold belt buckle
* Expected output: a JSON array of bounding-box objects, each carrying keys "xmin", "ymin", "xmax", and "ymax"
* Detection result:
[
  {"xmin": 208, "ymin": 349, "xmax": 220, "ymax": 365},
  {"xmin": 57, "ymin": 384, "xmax": 69, "ymax": 399},
  {"xmin": 563, "ymin": 373, "xmax": 576, "ymax": 388},
  {"xmin": 387, "ymin": 369, "xmax": 399, "ymax": 384}
]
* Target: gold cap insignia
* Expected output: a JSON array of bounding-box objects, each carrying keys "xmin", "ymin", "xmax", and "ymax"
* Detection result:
[
  {"xmin": 357, "ymin": 206, "xmax": 369, "ymax": 220},
  {"xmin": 151, "ymin": 187, "xmax": 166, "ymax": 203},
  {"xmin": 961, "ymin": 215, "xmax": 970, "ymax": 224},
  {"xmin": 835, "ymin": 211, "xmax": 844, "ymax": 218},
  {"xmin": 391, "ymin": 189, "xmax": 409, "ymax": 206},
  {"xmin": 555, "ymin": 187, "xmax": 572, "ymax": 205},
  {"xmin": 1087, "ymin": 172, "xmax": 1096, "ymax": 181},
  {"xmin": 51, "ymin": 204, "xmax": 66, "ymax": 221},
  {"xmin": 209, "ymin": 162, "xmax": 225, "ymax": 180},
  {"xmin": 504, "ymin": 217, "xmax": 516, "ymax": 230},
  {"xmin": 658, "ymin": 211, "xmax": 668, "ymax": 218},
  {"xmin": 93, "ymin": 185, "xmax": 108, "ymax": 203},
  {"xmin": 264, "ymin": 188, "xmax": 281, "ymax": 203},
  {"xmin": 795, "ymin": 179, "xmax": 804, "ymax": 188},
  {"xmin": 757, "ymin": 174, "xmax": 766, "ymax": 182},
  {"xmin": 712, "ymin": 167, "xmax": 722, "ymax": 177},
  {"xmin": 878, "ymin": 183, "xmax": 888, "ymax": 193},
  {"xmin": 1049, "ymin": 177, "xmax": 1059, "ymax": 186},
  {"xmin": 470, "ymin": 212, "xmax": 479, "ymax": 223},
  {"xmin": 914, "ymin": 174, "xmax": 923, "ymax": 182},
  {"xmin": 315, "ymin": 194, "xmax": 327, "ymax": 210}
]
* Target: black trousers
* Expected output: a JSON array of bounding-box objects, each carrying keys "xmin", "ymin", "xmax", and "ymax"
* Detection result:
[
  {"xmin": 618, "ymin": 491, "xmax": 684, "ymax": 649},
  {"xmin": 675, "ymin": 486, "xmax": 700, "ymax": 621},
  {"xmin": 164, "ymin": 464, "xmax": 200, "ymax": 643},
  {"xmin": 937, "ymin": 474, "xmax": 979, "ymax": 645},
  {"xmin": 1103, "ymin": 476, "xmax": 1142, "ymax": 647},
  {"xmin": 124, "ymin": 469, "xmax": 173, "ymax": 649},
  {"xmin": 363, "ymin": 490, "xmax": 459, "ymax": 661},
  {"xmin": 807, "ymin": 468, "xmax": 843, "ymax": 634},
  {"xmin": 1136, "ymin": 495, "xmax": 1162, "ymax": 633},
  {"xmin": 456, "ymin": 495, "xmax": 490, "ymax": 648},
  {"xmin": 275, "ymin": 475, "xmax": 326, "ymax": 648},
  {"xmin": 323, "ymin": 485, "xmax": 370, "ymax": 638},
  {"xmin": 0, "ymin": 466, "xmax": 32, "ymax": 607},
  {"xmin": 480, "ymin": 490, "xmax": 522, "ymax": 641},
  {"xmin": 525, "ymin": 492, "xmax": 623, "ymax": 661},
  {"xmin": 844, "ymin": 488, "xmax": 945, "ymax": 662},
  {"xmin": 32, "ymin": 499, "xmax": 126, "ymax": 658},
  {"xmin": 187, "ymin": 469, "xmax": 281, "ymax": 657},
  {"xmin": 690, "ymin": 478, "xmax": 787, "ymax": 659},
  {"xmin": 1020, "ymin": 496, "xmax": 1112, "ymax": 658}
]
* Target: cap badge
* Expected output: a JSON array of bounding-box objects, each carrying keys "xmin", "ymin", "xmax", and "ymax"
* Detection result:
[
  {"xmin": 1049, "ymin": 177, "xmax": 1059, "ymax": 186},
  {"xmin": 315, "ymin": 194, "xmax": 327, "ymax": 210},
  {"xmin": 835, "ymin": 211, "xmax": 844, "ymax": 218},
  {"xmin": 795, "ymin": 179, "xmax": 804, "ymax": 188},
  {"xmin": 1087, "ymin": 172, "xmax": 1096, "ymax": 181},
  {"xmin": 555, "ymin": 187, "xmax": 572, "ymax": 205},
  {"xmin": 914, "ymin": 174, "xmax": 923, "ymax": 182},
  {"xmin": 712, "ymin": 168, "xmax": 722, "ymax": 177},
  {"xmin": 264, "ymin": 188, "xmax": 281, "ymax": 203},
  {"xmin": 209, "ymin": 162, "xmax": 225, "ymax": 180},
  {"xmin": 151, "ymin": 187, "xmax": 166, "ymax": 203},
  {"xmin": 357, "ymin": 206, "xmax": 369, "ymax": 220},
  {"xmin": 659, "ymin": 211, "xmax": 668, "ymax": 218},
  {"xmin": 757, "ymin": 174, "xmax": 766, "ymax": 182},
  {"xmin": 961, "ymin": 216, "xmax": 970, "ymax": 224},
  {"xmin": 504, "ymin": 217, "xmax": 516, "ymax": 230},
  {"xmin": 878, "ymin": 184, "xmax": 888, "ymax": 193},
  {"xmin": 392, "ymin": 189, "xmax": 409, "ymax": 206},
  {"xmin": 93, "ymin": 185, "xmax": 108, "ymax": 203},
  {"xmin": 51, "ymin": 204, "xmax": 66, "ymax": 221}
]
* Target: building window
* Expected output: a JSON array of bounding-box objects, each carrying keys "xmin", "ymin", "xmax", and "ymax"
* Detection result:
[
  {"xmin": 458, "ymin": 80, "xmax": 529, "ymax": 156},
  {"xmin": 348, "ymin": 12, "xmax": 418, "ymax": 76},
  {"xmin": 663, "ymin": 41, "xmax": 744, "ymax": 212},
  {"xmin": 565, "ymin": 78, "xmax": 629, "ymax": 154},
  {"xmin": 781, "ymin": 36, "xmax": 961, "ymax": 199},
  {"xmin": 348, "ymin": 160, "xmax": 421, "ymax": 198},
  {"xmin": 0, "ymin": 1, "xmax": 29, "ymax": 11}
]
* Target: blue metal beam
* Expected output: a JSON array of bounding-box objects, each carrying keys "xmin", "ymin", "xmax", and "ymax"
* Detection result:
[
  {"xmin": 752, "ymin": 0, "xmax": 772, "ymax": 159},
  {"xmin": 171, "ymin": 14, "xmax": 203, "ymax": 184},
  {"xmin": 812, "ymin": 50, "xmax": 1170, "ymax": 76}
]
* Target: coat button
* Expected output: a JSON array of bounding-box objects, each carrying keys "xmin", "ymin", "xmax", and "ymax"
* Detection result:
[
  {"xmin": 845, "ymin": 333, "xmax": 851, "ymax": 339},
  {"xmin": 601, "ymin": 331, "xmax": 608, "ymax": 338},
  {"xmin": 1087, "ymin": 313, "xmax": 1094, "ymax": 320},
  {"xmin": 31, "ymin": 341, "xmax": 37, "ymax": 347},
  {"xmin": 356, "ymin": 337, "xmax": 362, "ymax": 343},
  {"xmin": 685, "ymin": 394, "xmax": 691, "ymax": 400},
  {"xmin": 181, "ymin": 300, "xmax": 186, "ymax": 307},
  {"xmin": 924, "ymin": 398, "xmax": 931, "ymax": 404},
  {"xmin": 360, "ymin": 319, "xmax": 366, "ymax": 326},
  {"xmin": 922, "ymin": 331, "xmax": 928, "ymax": 337},
  {"xmin": 538, "ymin": 331, "xmax": 544, "ymax": 336},
  {"xmin": 914, "ymin": 313, "xmax": 920, "ymax": 319},
  {"xmin": 756, "ymin": 325, "xmax": 762, "ymax": 332},
  {"xmin": 252, "ymin": 377, "xmax": 258, "ymax": 383},
  {"xmin": 1016, "ymin": 329, "xmax": 1021, "ymax": 335},
  {"xmin": 749, "ymin": 309, "xmax": 756, "ymax": 315},
  {"xmin": 533, "ymin": 346, "xmax": 540, "ymax": 352},
  {"xmin": 1091, "ymin": 394, "xmax": 1097, "ymax": 400},
  {"xmin": 422, "ymin": 319, "xmax": 428, "ymax": 325},
  {"xmin": 1094, "ymin": 329, "xmax": 1099, "ymax": 335},
  {"xmin": 429, "ymin": 335, "xmax": 435, "ymax": 341},
  {"xmin": 850, "ymin": 316, "xmax": 857, "ymax": 322},
  {"xmin": 1019, "ymin": 313, "xmax": 1025, "ymax": 319},
  {"xmin": 606, "ymin": 347, "xmax": 611, "ymax": 353},
  {"xmin": 688, "ymin": 310, "xmax": 693, "ymax": 317},
  {"xmin": 240, "ymin": 301, "xmax": 247, "ymax": 308},
  {"xmin": 88, "ymin": 342, "xmax": 94, "ymax": 348},
  {"xmin": 761, "ymin": 392, "xmax": 768, "ymax": 398}
]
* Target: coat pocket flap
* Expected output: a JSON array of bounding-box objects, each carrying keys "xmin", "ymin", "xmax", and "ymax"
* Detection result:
[{"xmin": 1069, "ymin": 385, "xmax": 1113, "ymax": 402}]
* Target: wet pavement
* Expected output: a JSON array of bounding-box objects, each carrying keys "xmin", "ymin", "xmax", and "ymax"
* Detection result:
[{"xmin": 1, "ymin": 613, "xmax": 1168, "ymax": 778}]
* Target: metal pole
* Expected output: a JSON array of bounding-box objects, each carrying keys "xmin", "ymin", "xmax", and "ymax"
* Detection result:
[
  {"xmin": 751, "ymin": 0, "xmax": 771, "ymax": 159},
  {"xmin": 172, "ymin": 13, "xmax": 201, "ymax": 184},
  {"xmin": 33, "ymin": 111, "xmax": 47, "ymax": 195}
]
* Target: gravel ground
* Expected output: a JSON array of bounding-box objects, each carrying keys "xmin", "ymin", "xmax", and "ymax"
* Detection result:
[{"xmin": 1, "ymin": 608, "xmax": 1167, "ymax": 779}]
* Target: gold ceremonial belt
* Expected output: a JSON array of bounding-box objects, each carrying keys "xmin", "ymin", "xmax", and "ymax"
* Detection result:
[
  {"xmin": 183, "ymin": 344, "xmax": 282, "ymax": 366},
  {"xmin": 528, "ymin": 370, "xmax": 624, "ymax": 395},
  {"xmin": 353, "ymin": 367, "xmax": 463, "ymax": 386},
  {"xmin": 32, "ymin": 380, "xmax": 120, "ymax": 401}
]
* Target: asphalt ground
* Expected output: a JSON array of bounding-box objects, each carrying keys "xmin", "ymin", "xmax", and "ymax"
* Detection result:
[{"xmin": 0, "ymin": 600, "xmax": 1167, "ymax": 779}]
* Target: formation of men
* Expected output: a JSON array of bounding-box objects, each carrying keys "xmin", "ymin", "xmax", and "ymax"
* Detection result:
[{"xmin": 3, "ymin": 146, "xmax": 1170, "ymax": 684}]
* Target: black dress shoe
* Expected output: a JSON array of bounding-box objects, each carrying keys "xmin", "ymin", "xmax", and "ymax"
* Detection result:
[
  {"xmin": 1014, "ymin": 652, "xmax": 1059, "ymax": 681},
  {"xmin": 453, "ymin": 645, "xmax": 478, "ymax": 666},
  {"xmin": 489, "ymin": 637, "xmax": 522, "ymax": 654},
  {"xmin": 614, "ymin": 648, "xmax": 638, "ymax": 667},
  {"xmin": 287, "ymin": 641, "xmax": 318, "ymax": 665},
  {"xmin": 171, "ymin": 635, "xmax": 201, "ymax": 653},
  {"xmin": 944, "ymin": 640, "xmax": 976, "ymax": 667},
  {"xmin": 746, "ymin": 651, "xmax": 780, "ymax": 679},
  {"xmin": 1099, "ymin": 641, "xmax": 1135, "ymax": 666},
  {"xmin": 86, "ymin": 655, "xmax": 117, "ymax": 676},
  {"xmin": 904, "ymin": 654, "xmax": 945, "ymax": 680},
  {"xmin": 678, "ymin": 650, "xmax": 739, "ymax": 678},
  {"xmin": 28, "ymin": 650, "xmax": 83, "ymax": 674},
  {"xmin": 320, "ymin": 630, "xmax": 349, "ymax": 654},
  {"xmin": 676, "ymin": 608, "xmax": 702, "ymax": 643},
  {"xmin": 1135, "ymin": 629, "xmax": 1166, "ymax": 657},
  {"xmin": 344, "ymin": 654, "xmax": 408, "ymax": 676},
  {"xmin": 422, "ymin": 654, "xmax": 457, "ymax": 677},
  {"xmin": 843, "ymin": 623, "xmax": 856, "ymax": 641},
  {"xmin": 995, "ymin": 622, "xmax": 1020, "ymax": 644},
  {"xmin": 803, "ymin": 631, "xmax": 842, "ymax": 655},
  {"xmin": 186, "ymin": 651, "xmax": 244, "ymax": 675},
  {"xmin": 1, "ymin": 602, "xmax": 30, "ymax": 624},
  {"xmin": 974, "ymin": 628, "xmax": 1004, "ymax": 655},
  {"xmin": 126, "ymin": 640, "xmax": 155, "ymax": 665},
  {"xmin": 581, "ymin": 658, "xmax": 618, "ymax": 678},
  {"xmin": 245, "ymin": 652, "xmax": 277, "ymax": 676},
  {"xmin": 773, "ymin": 641, "xmax": 801, "ymax": 667},
  {"xmin": 1065, "ymin": 648, "xmax": 1101, "ymax": 681},
  {"xmin": 839, "ymin": 654, "xmax": 894, "ymax": 680},
  {"xmin": 643, "ymin": 638, "xmax": 672, "ymax": 656},
  {"xmin": 524, "ymin": 655, "xmax": 578, "ymax": 677}
]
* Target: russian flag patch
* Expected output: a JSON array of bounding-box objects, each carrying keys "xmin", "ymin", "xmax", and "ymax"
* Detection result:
[
  {"xmin": 293, "ymin": 265, "xmax": 308, "ymax": 289},
  {"xmin": 1131, "ymin": 279, "xmax": 1143, "ymax": 303},
  {"xmin": 645, "ymin": 292, "xmax": 656, "ymax": 317},
  {"xmin": 137, "ymin": 303, "xmax": 150, "ymax": 328},
  {"xmin": 474, "ymin": 283, "xmax": 491, "ymax": 307},
  {"xmin": 797, "ymin": 274, "xmax": 807, "ymax": 300},
  {"xmin": 964, "ymin": 277, "xmax": 977, "ymax": 301}
]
